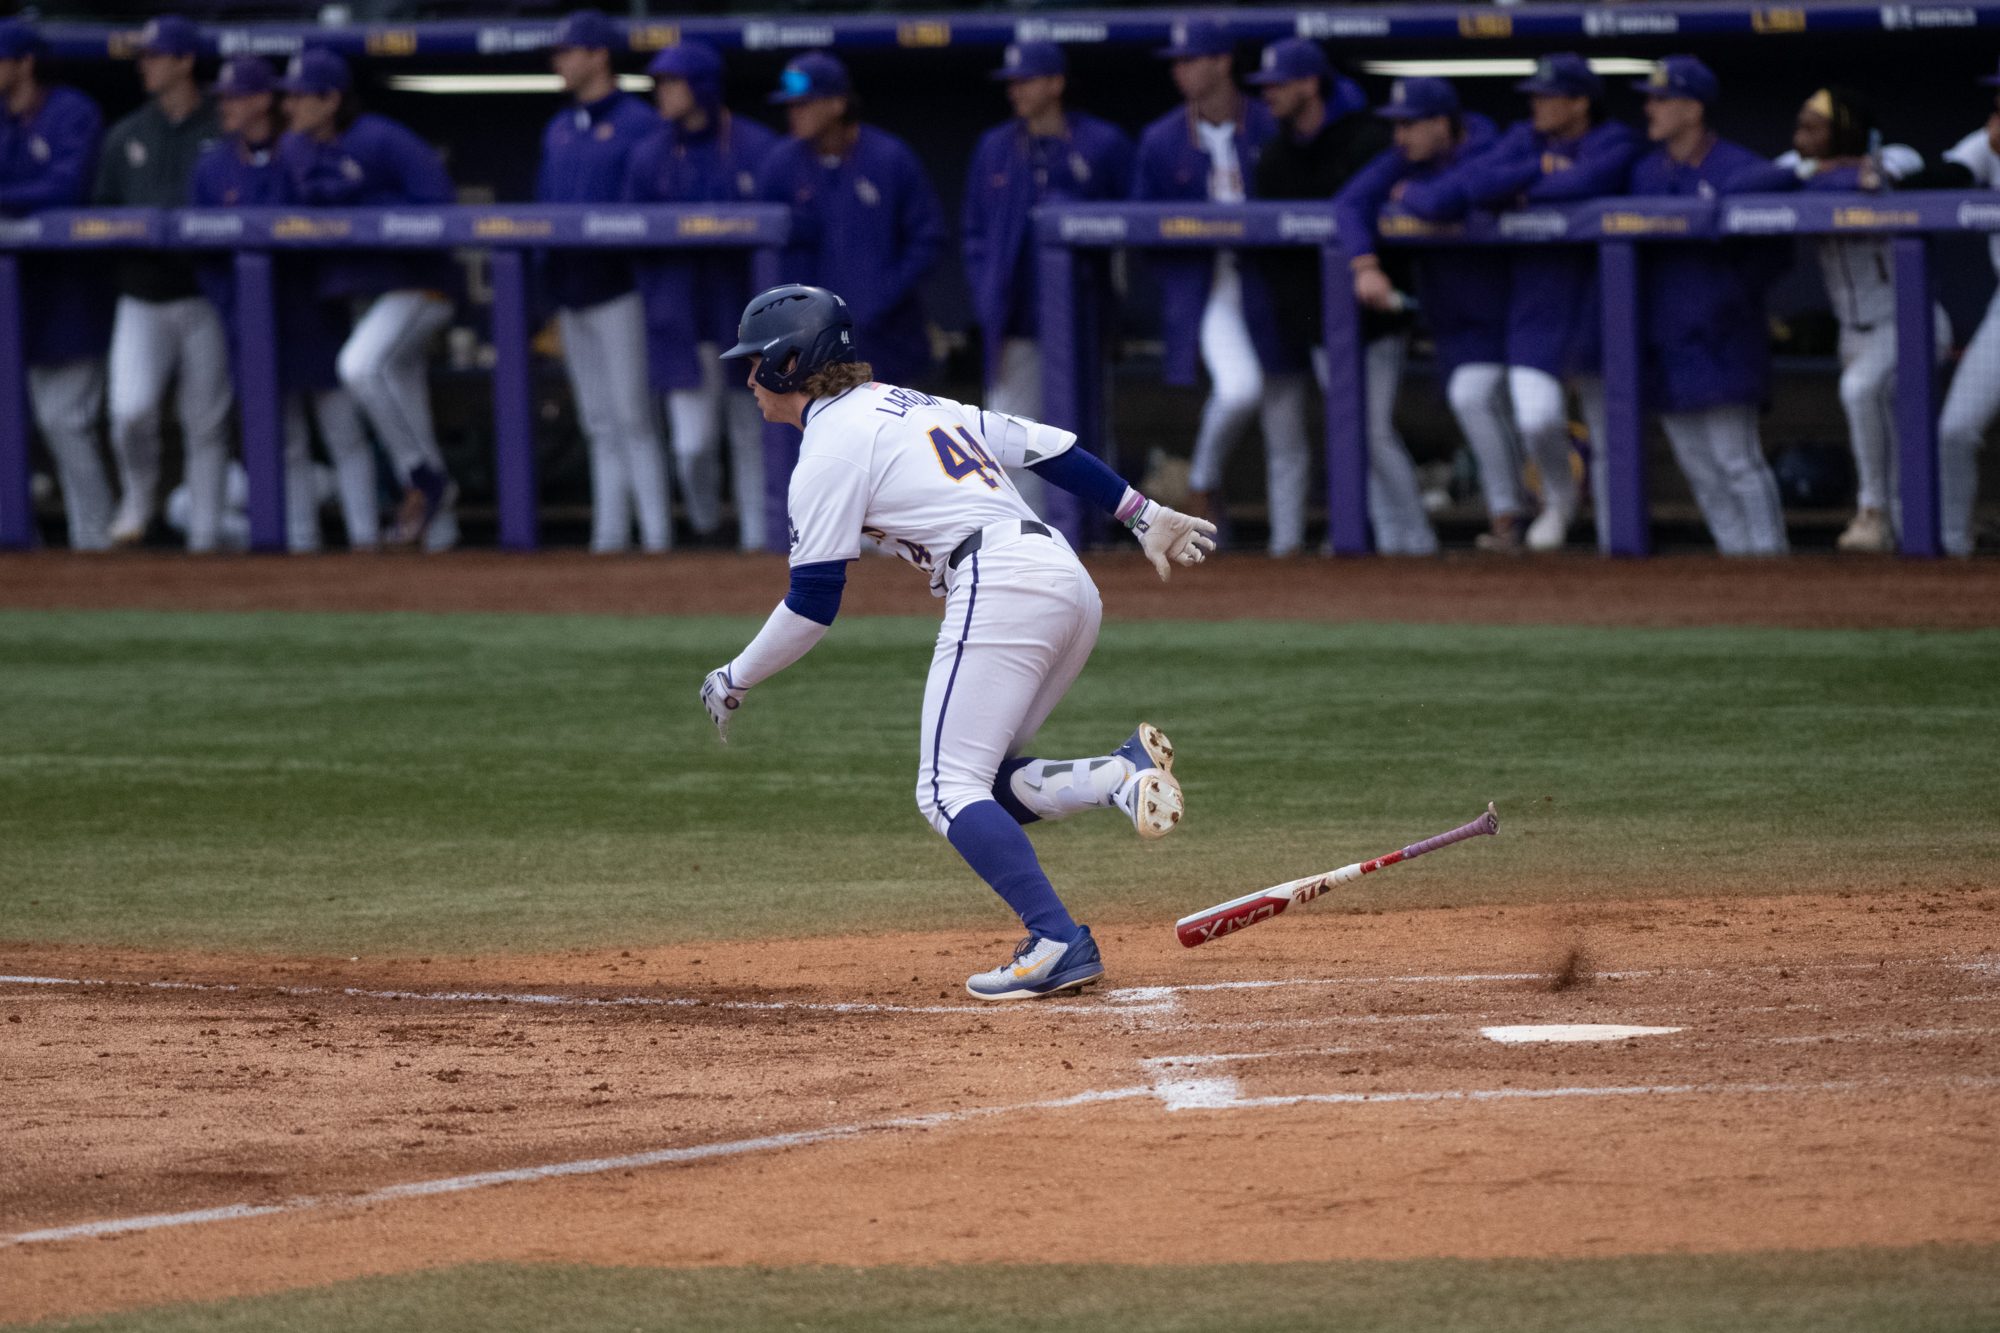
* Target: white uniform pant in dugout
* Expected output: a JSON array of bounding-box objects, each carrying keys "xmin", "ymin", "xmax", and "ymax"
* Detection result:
[
  {"xmin": 29, "ymin": 356, "xmax": 111, "ymax": 551},
  {"xmin": 559, "ymin": 291, "xmax": 669, "ymax": 553},
  {"xmin": 1661, "ymin": 403, "xmax": 1788, "ymax": 556},
  {"xmin": 666, "ymin": 340, "xmax": 766, "ymax": 552},
  {"xmin": 1445, "ymin": 363, "xmax": 1523, "ymax": 519},
  {"xmin": 915, "ymin": 529, "xmax": 1103, "ymax": 837},
  {"xmin": 1306, "ymin": 336, "xmax": 1437, "ymax": 556},
  {"xmin": 284, "ymin": 388, "xmax": 379, "ymax": 552},
  {"xmin": 1938, "ymin": 286, "xmax": 2000, "ymax": 556},
  {"xmin": 108, "ymin": 295, "xmax": 234, "ymax": 548},
  {"xmin": 1187, "ymin": 252, "xmax": 1309, "ymax": 554}
]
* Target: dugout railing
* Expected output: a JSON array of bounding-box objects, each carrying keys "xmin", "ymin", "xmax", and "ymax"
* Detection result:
[
  {"xmin": 0, "ymin": 203, "xmax": 788, "ymax": 552},
  {"xmin": 1036, "ymin": 193, "xmax": 1965, "ymax": 558}
]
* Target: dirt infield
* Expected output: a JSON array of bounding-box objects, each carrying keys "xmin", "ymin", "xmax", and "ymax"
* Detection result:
[
  {"xmin": 4, "ymin": 548, "xmax": 2000, "ymax": 628},
  {"xmin": 4, "ymin": 889, "xmax": 1996, "ymax": 1325}
]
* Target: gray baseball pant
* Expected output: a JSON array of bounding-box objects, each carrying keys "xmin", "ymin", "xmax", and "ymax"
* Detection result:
[
  {"xmin": 29, "ymin": 356, "xmax": 112, "ymax": 551},
  {"xmin": 108, "ymin": 295, "xmax": 234, "ymax": 549}
]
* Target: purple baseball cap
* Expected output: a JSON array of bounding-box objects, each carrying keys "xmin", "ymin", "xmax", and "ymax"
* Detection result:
[
  {"xmin": 1246, "ymin": 38, "xmax": 1329, "ymax": 86},
  {"xmin": 552, "ymin": 9, "xmax": 618, "ymax": 52},
  {"xmin": 276, "ymin": 48, "xmax": 350, "ymax": 96},
  {"xmin": 1515, "ymin": 52, "xmax": 1602, "ymax": 99},
  {"xmin": 137, "ymin": 15, "xmax": 201, "ymax": 58},
  {"xmin": 1633, "ymin": 55, "xmax": 1718, "ymax": 105},
  {"xmin": 990, "ymin": 41, "xmax": 1064, "ymax": 82},
  {"xmin": 769, "ymin": 51, "xmax": 849, "ymax": 104},
  {"xmin": 0, "ymin": 19, "xmax": 45, "ymax": 60},
  {"xmin": 648, "ymin": 38, "xmax": 721, "ymax": 82},
  {"xmin": 1156, "ymin": 18, "xmax": 1235, "ymax": 60},
  {"xmin": 213, "ymin": 57, "xmax": 276, "ymax": 98},
  {"xmin": 1378, "ymin": 76, "xmax": 1459, "ymax": 120}
]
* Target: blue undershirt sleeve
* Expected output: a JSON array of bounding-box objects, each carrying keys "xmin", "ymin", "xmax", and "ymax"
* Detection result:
[
  {"xmin": 1028, "ymin": 447, "xmax": 1129, "ymax": 515},
  {"xmin": 784, "ymin": 560, "xmax": 849, "ymax": 627}
]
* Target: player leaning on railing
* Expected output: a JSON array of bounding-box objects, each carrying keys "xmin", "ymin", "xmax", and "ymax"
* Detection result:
[{"xmin": 698, "ymin": 285, "xmax": 1214, "ymax": 1000}]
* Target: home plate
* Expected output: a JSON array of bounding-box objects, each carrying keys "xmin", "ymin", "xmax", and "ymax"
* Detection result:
[{"xmin": 1481, "ymin": 1024, "xmax": 1683, "ymax": 1043}]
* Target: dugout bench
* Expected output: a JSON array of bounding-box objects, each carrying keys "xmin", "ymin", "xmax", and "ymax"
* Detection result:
[
  {"xmin": 0, "ymin": 202, "xmax": 788, "ymax": 553},
  {"xmin": 1036, "ymin": 193, "xmax": 1970, "ymax": 559}
]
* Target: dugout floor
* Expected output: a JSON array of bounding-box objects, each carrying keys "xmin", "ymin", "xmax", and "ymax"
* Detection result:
[{"xmin": 4, "ymin": 892, "xmax": 1996, "ymax": 1325}]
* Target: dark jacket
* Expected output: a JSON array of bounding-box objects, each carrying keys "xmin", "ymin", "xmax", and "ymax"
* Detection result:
[
  {"xmin": 758, "ymin": 124, "xmax": 947, "ymax": 386},
  {"xmin": 1131, "ymin": 97, "xmax": 1285, "ymax": 385},
  {"xmin": 623, "ymin": 109, "xmax": 782, "ymax": 392},
  {"xmin": 90, "ymin": 95, "xmax": 222, "ymax": 302},
  {"xmin": 0, "ymin": 83, "xmax": 113, "ymax": 365},
  {"xmin": 1627, "ymin": 136, "xmax": 1792, "ymax": 412},
  {"xmin": 961, "ymin": 110, "xmax": 1135, "ymax": 380},
  {"xmin": 535, "ymin": 90, "xmax": 659, "ymax": 311},
  {"xmin": 189, "ymin": 132, "xmax": 350, "ymax": 392},
  {"xmin": 277, "ymin": 113, "xmax": 458, "ymax": 300},
  {"xmin": 1424, "ymin": 117, "xmax": 1645, "ymax": 377},
  {"xmin": 1335, "ymin": 113, "xmax": 1511, "ymax": 376},
  {"xmin": 1253, "ymin": 80, "xmax": 1400, "ymax": 349}
]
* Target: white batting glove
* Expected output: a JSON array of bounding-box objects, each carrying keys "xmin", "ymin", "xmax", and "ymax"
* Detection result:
[
  {"xmin": 1129, "ymin": 499, "xmax": 1218, "ymax": 582},
  {"xmin": 700, "ymin": 666, "xmax": 747, "ymax": 743}
]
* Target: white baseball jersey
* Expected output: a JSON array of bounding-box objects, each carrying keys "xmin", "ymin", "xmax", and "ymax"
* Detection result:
[{"xmin": 786, "ymin": 382, "xmax": 1080, "ymax": 591}]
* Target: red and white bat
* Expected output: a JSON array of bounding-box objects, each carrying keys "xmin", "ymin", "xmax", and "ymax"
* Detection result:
[{"xmin": 1175, "ymin": 803, "xmax": 1499, "ymax": 948}]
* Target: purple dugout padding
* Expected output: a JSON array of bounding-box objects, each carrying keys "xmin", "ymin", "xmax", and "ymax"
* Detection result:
[
  {"xmin": 488, "ymin": 249, "xmax": 536, "ymax": 552},
  {"xmin": 1893, "ymin": 236, "xmax": 1941, "ymax": 559},
  {"xmin": 25, "ymin": 3, "xmax": 1971, "ymax": 64},
  {"xmin": 0, "ymin": 256, "xmax": 27, "ymax": 551},
  {"xmin": 1597, "ymin": 240, "xmax": 1649, "ymax": 557},
  {"xmin": 231, "ymin": 251, "xmax": 285, "ymax": 554},
  {"xmin": 749, "ymin": 245, "xmax": 795, "ymax": 557}
]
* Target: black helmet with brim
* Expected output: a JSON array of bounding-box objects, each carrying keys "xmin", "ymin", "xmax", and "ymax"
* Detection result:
[{"xmin": 722, "ymin": 284, "xmax": 858, "ymax": 395}]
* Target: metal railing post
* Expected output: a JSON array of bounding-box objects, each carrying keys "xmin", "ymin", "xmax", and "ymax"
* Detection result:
[
  {"xmin": 231, "ymin": 250, "xmax": 285, "ymax": 553},
  {"xmin": 1320, "ymin": 241, "xmax": 1370, "ymax": 555},
  {"xmin": 1597, "ymin": 239, "xmax": 1648, "ymax": 557},
  {"xmin": 1893, "ymin": 235, "xmax": 1940, "ymax": 558},
  {"xmin": 0, "ymin": 254, "xmax": 29, "ymax": 549},
  {"xmin": 487, "ymin": 247, "xmax": 537, "ymax": 552}
]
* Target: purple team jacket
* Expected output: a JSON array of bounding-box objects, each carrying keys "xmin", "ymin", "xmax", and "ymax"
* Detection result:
[
  {"xmin": 758, "ymin": 124, "xmax": 947, "ymax": 386},
  {"xmin": 1334, "ymin": 113, "xmax": 1510, "ymax": 375},
  {"xmin": 1627, "ymin": 137, "xmax": 1792, "ymax": 413},
  {"xmin": 189, "ymin": 134, "xmax": 350, "ymax": 392},
  {"xmin": 0, "ymin": 84, "xmax": 113, "ymax": 366},
  {"xmin": 535, "ymin": 90, "xmax": 658, "ymax": 312},
  {"xmin": 278, "ymin": 113, "xmax": 457, "ymax": 300},
  {"xmin": 622, "ymin": 110, "xmax": 781, "ymax": 392},
  {"xmin": 961, "ymin": 111, "xmax": 1134, "ymax": 382},
  {"xmin": 1428, "ymin": 117, "xmax": 1643, "ymax": 378},
  {"xmin": 1131, "ymin": 98, "xmax": 1288, "ymax": 384}
]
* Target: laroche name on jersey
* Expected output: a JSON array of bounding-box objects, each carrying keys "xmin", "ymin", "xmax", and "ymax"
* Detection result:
[{"xmin": 786, "ymin": 381, "xmax": 1083, "ymax": 592}]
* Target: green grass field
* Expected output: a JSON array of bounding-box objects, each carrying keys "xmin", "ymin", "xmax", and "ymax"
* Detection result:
[
  {"xmin": 31, "ymin": 1248, "xmax": 2000, "ymax": 1332},
  {"xmin": 3, "ymin": 610, "xmax": 1996, "ymax": 955}
]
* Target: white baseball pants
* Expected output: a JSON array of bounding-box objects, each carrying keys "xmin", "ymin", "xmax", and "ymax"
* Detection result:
[
  {"xmin": 28, "ymin": 356, "xmax": 111, "ymax": 551},
  {"xmin": 1304, "ymin": 336, "xmax": 1436, "ymax": 556},
  {"xmin": 559, "ymin": 291, "xmax": 669, "ymax": 553},
  {"xmin": 338, "ymin": 290, "xmax": 452, "ymax": 485},
  {"xmin": 665, "ymin": 339, "xmax": 765, "ymax": 552},
  {"xmin": 915, "ymin": 530, "xmax": 1102, "ymax": 837},
  {"xmin": 1575, "ymin": 376, "xmax": 1609, "ymax": 553},
  {"xmin": 1188, "ymin": 254, "xmax": 1310, "ymax": 554},
  {"xmin": 1840, "ymin": 322, "xmax": 1900, "ymax": 522},
  {"xmin": 1936, "ymin": 288, "xmax": 2000, "ymax": 556},
  {"xmin": 283, "ymin": 388, "xmax": 378, "ymax": 553},
  {"xmin": 1660, "ymin": 403, "xmax": 1788, "ymax": 556},
  {"xmin": 1507, "ymin": 366, "xmax": 1582, "ymax": 532},
  {"xmin": 1445, "ymin": 362, "xmax": 1523, "ymax": 520},
  {"xmin": 987, "ymin": 336, "xmax": 1048, "ymax": 518},
  {"xmin": 108, "ymin": 295, "xmax": 234, "ymax": 549}
]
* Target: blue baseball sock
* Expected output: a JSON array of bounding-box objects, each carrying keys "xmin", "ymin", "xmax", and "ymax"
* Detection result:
[{"xmin": 945, "ymin": 799, "xmax": 1080, "ymax": 942}]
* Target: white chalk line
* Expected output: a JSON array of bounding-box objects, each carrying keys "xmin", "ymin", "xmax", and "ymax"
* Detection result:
[
  {"xmin": 11, "ymin": 1068, "xmax": 1995, "ymax": 1251},
  {"xmin": 0, "ymin": 1086, "xmax": 1150, "ymax": 1250}
]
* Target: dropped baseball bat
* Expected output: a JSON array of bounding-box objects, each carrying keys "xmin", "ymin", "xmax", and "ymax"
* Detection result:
[{"xmin": 1175, "ymin": 803, "xmax": 1499, "ymax": 948}]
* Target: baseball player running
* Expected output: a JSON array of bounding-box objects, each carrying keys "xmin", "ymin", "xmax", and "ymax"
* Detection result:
[{"xmin": 700, "ymin": 285, "xmax": 1214, "ymax": 1001}]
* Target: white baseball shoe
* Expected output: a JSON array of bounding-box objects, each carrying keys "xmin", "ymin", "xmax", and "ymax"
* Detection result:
[
  {"xmin": 1525, "ymin": 501, "xmax": 1571, "ymax": 551},
  {"xmin": 965, "ymin": 927, "xmax": 1104, "ymax": 1001},
  {"xmin": 1111, "ymin": 723, "xmax": 1182, "ymax": 839}
]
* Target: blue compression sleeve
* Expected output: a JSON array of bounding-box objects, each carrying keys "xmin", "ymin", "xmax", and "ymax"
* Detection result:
[
  {"xmin": 1028, "ymin": 446, "xmax": 1129, "ymax": 515},
  {"xmin": 784, "ymin": 560, "xmax": 848, "ymax": 627},
  {"xmin": 945, "ymin": 800, "xmax": 1080, "ymax": 941}
]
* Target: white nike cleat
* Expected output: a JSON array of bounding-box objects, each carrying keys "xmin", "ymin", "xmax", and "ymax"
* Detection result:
[
  {"xmin": 965, "ymin": 927, "xmax": 1104, "ymax": 1001},
  {"xmin": 1111, "ymin": 723, "xmax": 1182, "ymax": 839}
]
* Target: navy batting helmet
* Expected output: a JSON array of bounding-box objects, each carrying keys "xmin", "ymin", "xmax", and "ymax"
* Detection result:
[{"xmin": 722, "ymin": 285, "xmax": 857, "ymax": 394}]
